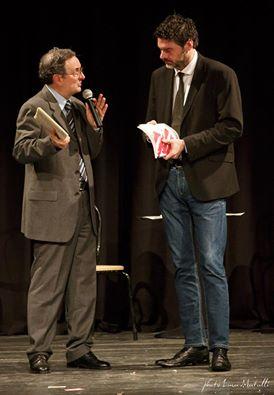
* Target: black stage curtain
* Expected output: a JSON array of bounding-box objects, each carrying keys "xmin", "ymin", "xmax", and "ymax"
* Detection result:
[{"xmin": 1, "ymin": 3, "xmax": 273, "ymax": 335}]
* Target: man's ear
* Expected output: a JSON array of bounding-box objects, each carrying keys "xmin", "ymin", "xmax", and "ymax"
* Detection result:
[
  {"xmin": 52, "ymin": 73, "xmax": 64, "ymax": 85},
  {"xmin": 185, "ymin": 39, "xmax": 194, "ymax": 51}
]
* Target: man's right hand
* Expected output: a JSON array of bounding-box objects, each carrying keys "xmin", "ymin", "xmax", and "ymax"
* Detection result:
[{"xmin": 49, "ymin": 129, "xmax": 70, "ymax": 149}]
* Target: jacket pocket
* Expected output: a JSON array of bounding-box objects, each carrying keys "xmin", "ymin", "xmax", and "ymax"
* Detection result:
[{"xmin": 29, "ymin": 191, "xmax": 57, "ymax": 201}]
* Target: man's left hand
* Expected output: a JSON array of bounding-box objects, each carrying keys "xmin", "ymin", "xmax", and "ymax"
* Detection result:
[{"xmin": 86, "ymin": 94, "xmax": 108, "ymax": 129}]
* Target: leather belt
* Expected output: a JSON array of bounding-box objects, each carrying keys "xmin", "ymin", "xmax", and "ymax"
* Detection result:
[{"xmin": 169, "ymin": 159, "xmax": 183, "ymax": 168}]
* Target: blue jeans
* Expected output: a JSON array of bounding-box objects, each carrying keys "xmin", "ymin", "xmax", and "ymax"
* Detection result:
[{"xmin": 159, "ymin": 167, "xmax": 229, "ymax": 350}]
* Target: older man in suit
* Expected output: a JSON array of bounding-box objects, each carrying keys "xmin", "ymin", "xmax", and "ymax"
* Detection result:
[
  {"xmin": 13, "ymin": 47, "xmax": 110, "ymax": 373},
  {"xmin": 145, "ymin": 15, "xmax": 243, "ymax": 371}
]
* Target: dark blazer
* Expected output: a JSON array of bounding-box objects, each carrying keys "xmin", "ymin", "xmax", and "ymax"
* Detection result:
[
  {"xmin": 13, "ymin": 85, "xmax": 103, "ymax": 242},
  {"xmin": 146, "ymin": 53, "xmax": 243, "ymax": 201}
]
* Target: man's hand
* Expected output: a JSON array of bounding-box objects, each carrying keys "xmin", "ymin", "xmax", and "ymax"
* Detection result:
[
  {"xmin": 162, "ymin": 138, "xmax": 185, "ymax": 160},
  {"xmin": 86, "ymin": 94, "xmax": 108, "ymax": 129},
  {"xmin": 49, "ymin": 129, "xmax": 70, "ymax": 149}
]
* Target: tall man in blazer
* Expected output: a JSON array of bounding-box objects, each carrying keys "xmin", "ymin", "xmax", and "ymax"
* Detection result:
[
  {"xmin": 145, "ymin": 15, "xmax": 243, "ymax": 371},
  {"xmin": 13, "ymin": 47, "xmax": 111, "ymax": 373}
]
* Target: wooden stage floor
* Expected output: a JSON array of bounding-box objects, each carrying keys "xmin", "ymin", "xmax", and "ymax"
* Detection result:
[{"xmin": 0, "ymin": 329, "xmax": 273, "ymax": 394}]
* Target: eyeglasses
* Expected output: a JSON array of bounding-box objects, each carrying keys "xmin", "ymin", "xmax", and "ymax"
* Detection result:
[{"xmin": 64, "ymin": 67, "xmax": 85, "ymax": 78}]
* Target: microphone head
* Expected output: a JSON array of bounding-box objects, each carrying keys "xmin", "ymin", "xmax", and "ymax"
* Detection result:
[{"xmin": 82, "ymin": 89, "xmax": 93, "ymax": 100}]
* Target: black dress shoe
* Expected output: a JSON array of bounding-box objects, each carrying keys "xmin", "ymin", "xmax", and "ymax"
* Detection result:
[
  {"xmin": 155, "ymin": 346, "xmax": 209, "ymax": 368},
  {"xmin": 67, "ymin": 351, "xmax": 111, "ymax": 370},
  {"xmin": 29, "ymin": 354, "xmax": 50, "ymax": 374},
  {"xmin": 211, "ymin": 348, "xmax": 231, "ymax": 371}
]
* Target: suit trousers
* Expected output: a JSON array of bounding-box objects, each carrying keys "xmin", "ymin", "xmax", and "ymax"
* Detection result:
[{"xmin": 27, "ymin": 190, "xmax": 97, "ymax": 363}]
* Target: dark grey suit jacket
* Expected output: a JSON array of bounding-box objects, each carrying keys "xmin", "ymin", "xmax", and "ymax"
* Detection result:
[
  {"xmin": 146, "ymin": 53, "xmax": 243, "ymax": 201},
  {"xmin": 13, "ymin": 85, "xmax": 103, "ymax": 242}
]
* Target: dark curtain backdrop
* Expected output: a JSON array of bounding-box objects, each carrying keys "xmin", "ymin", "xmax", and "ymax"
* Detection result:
[{"xmin": 1, "ymin": 2, "xmax": 273, "ymax": 335}]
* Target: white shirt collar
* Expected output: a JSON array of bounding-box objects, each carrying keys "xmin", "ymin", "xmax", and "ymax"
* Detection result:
[
  {"xmin": 175, "ymin": 49, "xmax": 198, "ymax": 76},
  {"xmin": 46, "ymin": 84, "xmax": 70, "ymax": 112}
]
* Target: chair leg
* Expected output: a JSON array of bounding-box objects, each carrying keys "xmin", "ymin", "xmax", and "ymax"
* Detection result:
[{"xmin": 121, "ymin": 271, "xmax": 138, "ymax": 340}]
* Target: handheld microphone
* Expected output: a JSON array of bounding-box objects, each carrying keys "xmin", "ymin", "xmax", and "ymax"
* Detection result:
[{"xmin": 82, "ymin": 89, "xmax": 103, "ymax": 128}]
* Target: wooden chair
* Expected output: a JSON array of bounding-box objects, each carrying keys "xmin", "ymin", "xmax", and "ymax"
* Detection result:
[{"xmin": 95, "ymin": 206, "xmax": 138, "ymax": 340}]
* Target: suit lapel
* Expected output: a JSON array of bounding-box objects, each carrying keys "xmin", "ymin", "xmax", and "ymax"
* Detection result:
[
  {"xmin": 162, "ymin": 69, "xmax": 174, "ymax": 124},
  {"xmin": 41, "ymin": 86, "xmax": 70, "ymax": 133},
  {"xmin": 71, "ymin": 102, "xmax": 86, "ymax": 148},
  {"xmin": 181, "ymin": 55, "xmax": 205, "ymax": 125}
]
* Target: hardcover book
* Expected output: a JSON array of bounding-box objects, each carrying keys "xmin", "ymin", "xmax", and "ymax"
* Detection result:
[{"xmin": 34, "ymin": 107, "xmax": 69, "ymax": 139}]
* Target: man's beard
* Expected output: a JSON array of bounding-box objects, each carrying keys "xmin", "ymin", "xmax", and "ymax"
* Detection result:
[{"xmin": 164, "ymin": 60, "xmax": 185, "ymax": 70}]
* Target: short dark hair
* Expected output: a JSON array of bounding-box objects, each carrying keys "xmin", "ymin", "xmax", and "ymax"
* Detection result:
[
  {"xmin": 39, "ymin": 47, "xmax": 76, "ymax": 84},
  {"xmin": 154, "ymin": 14, "xmax": 199, "ymax": 48}
]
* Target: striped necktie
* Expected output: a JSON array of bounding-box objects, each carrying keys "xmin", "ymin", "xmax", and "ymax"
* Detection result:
[
  {"xmin": 64, "ymin": 100, "xmax": 88, "ymax": 183},
  {"xmin": 171, "ymin": 72, "xmax": 185, "ymax": 134}
]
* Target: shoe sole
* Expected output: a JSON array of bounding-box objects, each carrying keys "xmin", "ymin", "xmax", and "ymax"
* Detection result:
[
  {"xmin": 30, "ymin": 369, "xmax": 51, "ymax": 374},
  {"xmin": 67, "ymin": 365, "xmax": 111, "ymax": 370},
  {"xmin": 156, "ymin": 357, "xmax": 209, "ymax": 368},
  {"xmin": 211, "ymin": 365, "xmax": 231, "ymax": 372}
]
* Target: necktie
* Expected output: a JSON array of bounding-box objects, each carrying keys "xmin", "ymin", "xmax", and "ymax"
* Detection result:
[
  {"xmin": 171, "ymin": 72, "xmax": 185, "ymax": 134},
  {"xmin": 64, "ymin": 100, "xmax": 88, "ymax": 183}
]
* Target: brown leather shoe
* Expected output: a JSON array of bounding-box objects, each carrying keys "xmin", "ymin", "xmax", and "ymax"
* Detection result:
[
  {"xmin": 67, "ymin": 351, "xmax": 111, "ymax": 370},
  {"xmin": 155, "ymin": 346, "xmax": 209, "ymax": 368},
  {"xmin": 211, "ymin": 348, "xmax": 231, "ymax": 371},
  {"xmin": 29, "ymin": 354, "xmax": 50, "ymax": 374}
]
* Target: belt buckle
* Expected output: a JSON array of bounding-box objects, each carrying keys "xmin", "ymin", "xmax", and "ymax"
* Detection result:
[
  {"xmin": 79, "ymin": 179, "xmax": 87, "ymax": 191},
  {"xmin": 170, "ymin": 159, "xmax": 182, "ymax": 168}
]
